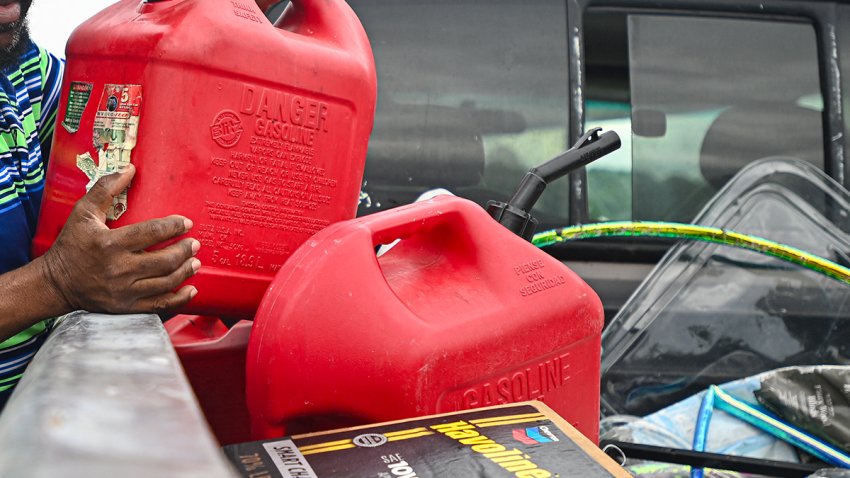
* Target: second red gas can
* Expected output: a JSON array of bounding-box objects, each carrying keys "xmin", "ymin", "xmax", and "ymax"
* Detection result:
[
  {"xmin": 32, "ymin": 0, "xmax": 376, "ymax": 318},
  {"xmin": 246, "ymin": 195, "xmax": 605, "ymax": 443}
]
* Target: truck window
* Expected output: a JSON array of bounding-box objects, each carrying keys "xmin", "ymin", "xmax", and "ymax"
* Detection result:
[
  {"xmin": 349, "ymin": 0, "xmax": 571, "ymax": 227},
  {"xmin": 584, "ymin": 11, "xmax": 824, "ymax": 222}
]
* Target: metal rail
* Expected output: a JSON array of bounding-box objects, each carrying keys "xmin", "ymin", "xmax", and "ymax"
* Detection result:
[{"xmin": 0, "ymin": 312, "xmax": 237, "ymax": 478}]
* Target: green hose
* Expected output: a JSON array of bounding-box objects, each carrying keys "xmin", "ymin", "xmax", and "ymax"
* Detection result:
[{"xmin": 532, "ymin": 221, "xmax": 850, "ymax": 285}]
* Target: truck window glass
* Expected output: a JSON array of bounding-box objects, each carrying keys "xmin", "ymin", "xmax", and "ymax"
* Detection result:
[
  {"xmin": 584, "ymin": 12, "xmax": 824, "ymax": 222},
  {"xmin": 349, "ymin": 0, "xmax": 571, "ymax": 226}
]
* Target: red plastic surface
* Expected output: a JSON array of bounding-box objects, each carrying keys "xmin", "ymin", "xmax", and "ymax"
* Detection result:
[
  {"xmin": 166, "ymin": 315, "xmax": 253, "ymax": 445},
  {"xmin": 32, "ymin": 0, "xmax": 377, "ymax": 319},
  {"xmin": 247, "ymin": 196, "xmax": 605, "ymax": 443}
]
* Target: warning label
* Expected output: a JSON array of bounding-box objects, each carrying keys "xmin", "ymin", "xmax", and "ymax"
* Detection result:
[{"xmin": 62, "ymin": 81, "xmax": 93, "ymax": 133}]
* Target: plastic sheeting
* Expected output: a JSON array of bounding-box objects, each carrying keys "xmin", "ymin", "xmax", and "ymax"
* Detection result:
[
  {"xmin": 600, "ymin": 373, "xmax": 799, "ymax": 462},
  {"xmin": 601, "ymin": 159, "xmax": 850, "ymax": 417}
]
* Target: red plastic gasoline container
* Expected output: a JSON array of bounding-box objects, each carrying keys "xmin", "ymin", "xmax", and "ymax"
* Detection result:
[
  {"xmin": 166, "ymin": 315, "xmax": 253, "ymax": 445},
  {"xmin": 246, "ymin": 195, "xmax": 605, "ymax": 443},
  {"xmin": 32, "ymin": 0, "xmax": 376, "ymax": 318}
]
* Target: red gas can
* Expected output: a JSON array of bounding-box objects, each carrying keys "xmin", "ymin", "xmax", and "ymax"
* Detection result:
[
  {"xmin": 246, "ymin": 195, "xmax": 605, "ymax": 442},
  {"xmin": 32, "ymin": 0, "xmax": 376, "ymax": 318},
  {"xmin": 166, "ymin": 315, "xmax": 253, "ymax": 445}
]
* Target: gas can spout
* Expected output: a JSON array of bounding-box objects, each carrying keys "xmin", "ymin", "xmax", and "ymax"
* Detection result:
[{"xmin": 486, "ymin": 128, "xmax": 620, "ymax": 241}]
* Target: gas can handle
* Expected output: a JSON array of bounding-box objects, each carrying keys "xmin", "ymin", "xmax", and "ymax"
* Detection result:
[{"xmin": 360, "ymin": 196, "xmax": 472, "ymax": 247}]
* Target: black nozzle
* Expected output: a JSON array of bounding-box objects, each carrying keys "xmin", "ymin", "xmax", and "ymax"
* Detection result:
[
  {"xmin": 487, "ymin": 128, "xmax": 621, "ymax": 241},
  {"xmin": 486, "ymin": 201, "xmax": 539, "ymax": 242}
]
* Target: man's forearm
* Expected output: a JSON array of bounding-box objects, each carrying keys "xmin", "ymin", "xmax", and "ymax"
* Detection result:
[
  {"xmin": 0, "ymin": 256, "xmax": 69, "ymax": 341},
  {"xmin": 0, "ymin": 166, "xmax": 199, "ymax": 342}
]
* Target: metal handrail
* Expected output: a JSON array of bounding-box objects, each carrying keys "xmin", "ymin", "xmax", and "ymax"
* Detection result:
[{"xmin": 0, "ymin": 312, "xmax": 237, "ymax": 478}]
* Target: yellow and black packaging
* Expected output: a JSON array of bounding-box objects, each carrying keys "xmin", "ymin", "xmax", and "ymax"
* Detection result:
[{"xmin": 223, "ymin": 402, "xmax": 629, "ymax": 477}]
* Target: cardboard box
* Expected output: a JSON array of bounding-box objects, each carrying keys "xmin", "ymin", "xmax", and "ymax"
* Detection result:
[{"xmin": 223, "ymin": 402, "xmax": 629, "ymax": 477}]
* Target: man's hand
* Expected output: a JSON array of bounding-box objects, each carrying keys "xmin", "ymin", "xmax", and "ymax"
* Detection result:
[{"xmin": 41, "ymin": 164, "xmax": 200, "ymax": 314}]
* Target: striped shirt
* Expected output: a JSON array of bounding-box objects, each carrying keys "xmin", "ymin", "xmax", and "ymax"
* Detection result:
[{"xmin": 0, "ymin": 40, "xmax": 63, "ymax": 406}]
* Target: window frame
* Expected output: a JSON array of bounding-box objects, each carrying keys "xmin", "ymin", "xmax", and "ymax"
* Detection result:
[
  {"xmin": 544, "ymin": 0, "xmax": 846, "ymax": 263},
  {"xmin": 348, "ymin": 0, "xmax": 576, "ymax": 224},
  {"xmin": 567, "ymin": 0, "xmax": 845, "ymax": 229}
]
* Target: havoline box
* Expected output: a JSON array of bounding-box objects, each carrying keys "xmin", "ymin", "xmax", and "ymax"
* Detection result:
[{"xmin": 223, "ymin": 402, "xmax": 629, "ymax": 477}]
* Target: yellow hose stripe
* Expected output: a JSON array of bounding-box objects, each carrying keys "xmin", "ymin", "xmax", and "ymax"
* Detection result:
[{"xmin": 533, "ymin": 222, "xmax": 850, "ymax": 285}]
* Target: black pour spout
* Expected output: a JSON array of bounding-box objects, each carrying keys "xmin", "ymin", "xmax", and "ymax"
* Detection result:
[{"xmin": 487, "ymin": 128, "xmax": 621, "ymax": 241}]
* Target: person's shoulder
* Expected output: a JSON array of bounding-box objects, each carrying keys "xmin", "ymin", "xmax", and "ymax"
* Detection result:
[
  {"xmin": 17, "ymin": 39, "xmax": 61, "ymax": 67},
  {"xmin": 28, "ymin": 40, "xmax": 63, "ymax": 68},
  {"xmin": 22, "ymin": 40, "xmax": 63, "ymax": 92}
]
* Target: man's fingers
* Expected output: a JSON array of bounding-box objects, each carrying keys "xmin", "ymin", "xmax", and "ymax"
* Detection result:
[
  {"xmin": 112, "ymin": 215, "xmax": 193, "ymax": 251},
  {"xmin": 134, "ymin": 286, "xmax": 198, "ymax": 314},
  {"xmin": 131, "ymin": 238, "xmax": 200, "ymax": 278},
  {"xmin": 132, "ymin": 256, "xmax": 200, "ymax": 297},
  {"xmin": 83, "ymin": 164, "xmax": 136, "ymax": 215}
]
